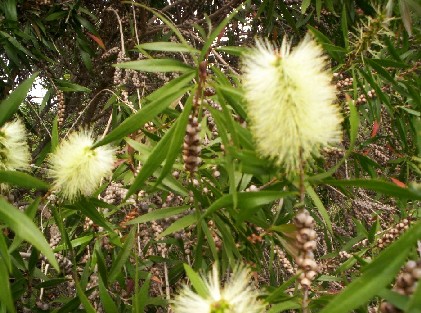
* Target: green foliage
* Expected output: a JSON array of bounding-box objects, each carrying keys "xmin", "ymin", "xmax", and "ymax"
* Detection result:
[{"xmin": 0, "ymin": 0, "xmax": 420, "ymax": 312}]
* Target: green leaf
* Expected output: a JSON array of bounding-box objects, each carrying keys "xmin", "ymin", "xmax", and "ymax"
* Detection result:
[
  {"xmin": 183, "ymin": 264, "xmax": 208, "ymax": 298},
  {"xmin": 155, "ymin": 96, "xmax": 193, "ymax": 187},
  {"xmin": 125, "ymin": 125, "xmax": 176, "ymax": 199},
  {"xmin": 309, "ymin": 98, "xmax": 359, "ymax": 181},
  {"xmin": 377, "ymin": 289, "xmax": 408, "ymax": 311},
  {"xmin": 115, "ymin": 59, "xmax": 194, "ymax": 73},
  {"xmin": 0, "ymin": 171, "xmax": 49, "ymax": 190},
  {"xmin": 267, "ymin": 300, "xmax": 301, "ymax": 313},
  {"xmin": 75, "ymin": 279, "xmax": 96, "ymax": 313},
  {"xmin": 0, "ymin": 233, "xmax": 11, "ymax": 272},
  {"xmin": 319, "ymin": 219, "xmax": 421, "ymax": 313},
  {"xmin": 45, "ymin": 11, "xmax": 67, "ymax": 21},
  {"xmin": 133, "ymin": 273, "xmax": 151, "ymax": 313},
  {"xmin": 0, "ymin": 261, "xmax": 15, "ymax": 313},
  {"xmin": 51, "ymin": 116, "xmax": 59, "ymax": 151},
  {"xmin": 202, "ymin": 191, "xmax": 296, "ymax": 223},
  {"xmin": 301, "ymin": 0, "xmax": 311, "ymax": 14},
  {"xmin": 308, "ymin": 25, "xmax": 344, "ymax": 63},
  {"xmin": 0, "ymin": 31, "xmax": 35, "ymax": 58},
  {"xmin": 398, "ymin": 106, "xmax": 421, "ymax": 117},
  {"xmin": 157, "ymin": 214, "xmax": 196, "ymax": 239},
  {"xmin": 0, "ymin": 73, "xmax": 38, "ymax": 126},
  {"xmin": 94, "ymin": 86, "xmax": 190, "ymax": 147},
  {"xmin": 0, "ymin": 197, "xmax": 59, "ymax": 271},
  {"xmin": 98, "ymin": 277, "xmax": 118, "ymax": 313},
  {"xmin": 215, "ymin": 85, "xmax": 247, "ymax": 120},
  {"xmin": 8, "ymin": 197, "xmax": 40, "ymax": 253},
  {"xmin": 54, "ymin": 235, "xmax": 94, "ymax": 252},
  {"xmin": 305, "ymin": 183, "xmax": 333, "ymax": 234},
  {"xmin": 70, "ymin": 198, "xmax": 113, "ymax": 232},
  {"xmin": 56, "ymin": 80, "xmax": 90, "ymax": 92},
  {"xmin": 144, "ymin": 71, "xmax": 195, "ymax": 103},
  {"xmin": 137, "ymin": 42, "xmax": 199, "ymax": 53},
  {"xmin": 341, "ymin": 4, "xmax": 349, "ymax": 49},
  {"xmin": 108, "ymin": 228, "xmax": 135, "ymax": 282},
  {"xmin": 127, "ymin": 206, "xmax": 190, "ymax": 225},
  {"xmin": 215, "ymin": 46, "xmax": 247, "ymax": 56},
  {"xmin": 320, "ymin": 179, "xmax": 421, "ymax": 200},
  {"xmin": 200, "ymin": 8, "xmax": 239, "ymax": 61},
  {"xmin": 3, "ymin": 0, "xmax": 17, "ymax": 21}
]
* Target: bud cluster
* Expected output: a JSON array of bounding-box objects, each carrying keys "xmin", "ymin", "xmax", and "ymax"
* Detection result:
[
  {"xmin": 356, "ymin": 89, "xmax": 376, "ymax": 105},
  {"xmin": 294, "ymin": 209, "xmax": 318, "ymax": 288}
]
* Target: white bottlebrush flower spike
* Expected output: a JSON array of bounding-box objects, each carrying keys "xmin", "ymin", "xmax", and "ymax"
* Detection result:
[
  {"xmin": 242, "ymin": 36, "xmax": 342, "ymax": 175},
  {"xmin": 0, "ymin": 119, "xmax": 31, "ymax": 172},
  {"xmin": 48, "ymin": 130, "xmax": 115, "ymax": 202},
  {"xmin": 172, "ymin": 265, "xmax": 265, "ymax": 313}
]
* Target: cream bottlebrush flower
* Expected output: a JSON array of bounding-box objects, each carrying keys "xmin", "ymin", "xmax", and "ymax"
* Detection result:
[
  {"xmin": 172, "ymin": 265, "xmax": 265, "ymax": 313},
  {"xmin": 48, "ymin": 130, "xmax": 115, "ymax": 202},
  {"xmin": 0, "ymin": 119, "xmax": 31, "ymax": 171},
  {"xmin": 242, "ymin": 36, "xmax": 342, "ymax": 175}
]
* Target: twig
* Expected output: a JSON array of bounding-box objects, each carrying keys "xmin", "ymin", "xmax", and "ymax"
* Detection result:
[
  {"xmin": 211, "ymin": 48, "xmax": 239, "ymax": 75},
  {"xmin": 107, "ymin": 7, "xmax": 125, "ymax": 55}
]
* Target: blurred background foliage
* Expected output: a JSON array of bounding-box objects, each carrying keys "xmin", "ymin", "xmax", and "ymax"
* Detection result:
[{"xmin": 0, "ymin": 0, "xmax": 420, "ymax": 312}]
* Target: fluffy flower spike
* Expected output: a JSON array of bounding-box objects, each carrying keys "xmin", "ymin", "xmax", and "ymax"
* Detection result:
[
  {"xmin": 242, "ymin": 35, "xmax": 342, "ymax": 176},
  {"xmin": 172, "ymin": 264, "xmax": 265, "ymax": 313},
  {"xmin": 0, "ymin": 119, "xmax": 31, "ymax": 172},
  {"xmin": 48, "ymin": 130, "xmax": 115, "ymax": 202}
]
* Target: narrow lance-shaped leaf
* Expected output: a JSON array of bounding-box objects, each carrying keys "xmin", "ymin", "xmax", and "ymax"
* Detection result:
[
  {"xmin": 309, "ymin": 96, "xmax": 359, "ymax": 181},
  {"xmin": 320, "ymin": 179, "xmax": 421, "ymax": 200},
  {"xmin": 305, "ymin": 183, "xmax": 333, "ymax": 234},
  {"xmin": 108, "ymin": 228, "xmax": 135, "ymax": 282},
  {"xmin": 115, "ymin": 59, "xmax": 194, "ymax": 73},
  {"xmin": 0, "ymin": 261, "xmax": 15, "ymax": 313},
  {"xmin": 75, "ymin": 279, "xmax": 96, "ymax": 313},
  {"xmin": 0, "ymin": 171, "xmax": 49, "ymax": 190},
  {"xmin": 319, "ymin": 219, "xmax": 421, "ymax": 313},
  {"xmin": 0, "ymin": 197, "xmax": 59, "ymax": 271},
  {"xmin": 183, "ymin": 264, "xmax": 208, "ymax": 298},
  {"xmin": 94, "ymin": 86, "xmax": 191, "ymax": 148},
  {"xmin": 0, "ymin": 72, "xmax": 38, "ymax": 126},
  {"xmin": 200, "ymin": 8, "xmax": 239, "ymax": 61},
  {"xmin": 155, "ymin": 95, "xmax": 193, "ymax": 187},
  {"xmin": 137, "ymin": 42, "xmax": 199, "ymax": 53}
]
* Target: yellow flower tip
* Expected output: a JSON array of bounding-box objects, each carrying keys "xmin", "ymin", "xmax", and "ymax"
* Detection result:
[
  {"xmin": 0, "ymin": 119, "xmax": 31, "ymax": 172},
  {"xmin": 242, "ymin": 35, "xmax": 343, "ymax": 176},
  {"xmin": 48, "ymin": 130, "xmax": 116, "ymax": 202},
  {"xmin": 172, "ymin": 265, "xmax": 265, "ymax": 313}
]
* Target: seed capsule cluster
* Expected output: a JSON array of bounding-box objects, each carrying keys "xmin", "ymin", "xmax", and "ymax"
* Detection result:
[
  {"xmin": 377, "ymin": 218, "xmax": 412, "ymax": 249},
  {"xmin": 49, "ymin": 224, "xmax": 61, "ymax": 249},
  {"xmin": 283, "ymin": 0, "xmax": 301, "ymax": 4},
  {"xmin": 274, "ymin": 246, "xmax": 295, "ymax": 275},
  {"xmin": 57, "ymin": 90, "xmax": 65, "ymax": 127},
  {"xmin": 102, "ymin": 182, "xmax": 135, "ymax": 205},
  {"xmin": 294, "ymin": 209, "xmax": 319, "ymax": 289},
  {"xmin": 380, "ymin": 259, "xmax": 421, "ymax": 313},
  {"xmin": 183, "ymin": 115, "xmax": 201, "ymax": 174},
  {"xmin": 36, "ymin": 0, "xmax": 51, "ymax": 5}
]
